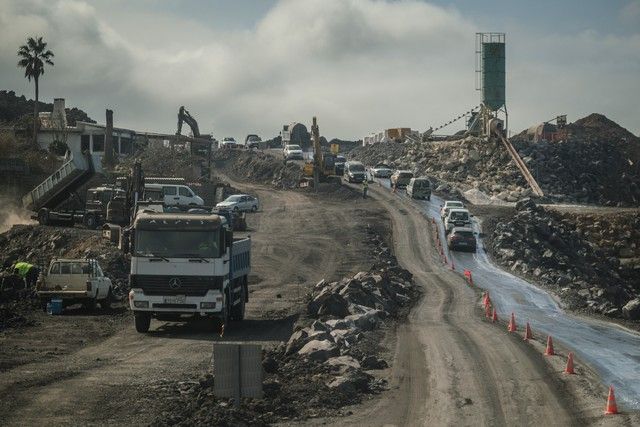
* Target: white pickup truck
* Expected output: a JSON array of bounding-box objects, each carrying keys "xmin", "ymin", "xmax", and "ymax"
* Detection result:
[
  {"xmin": 36, "ymin": 258, "xmax": 113, "ymax": 310},
  {"xmin": 127, "ymin": 210, "xmax": 251, "ymax": 333}
]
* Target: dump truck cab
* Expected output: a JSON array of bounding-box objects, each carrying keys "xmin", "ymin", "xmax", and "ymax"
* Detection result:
[{"xmin": 128, "ymin": 210, "xmax": 251, "ymax": 333}]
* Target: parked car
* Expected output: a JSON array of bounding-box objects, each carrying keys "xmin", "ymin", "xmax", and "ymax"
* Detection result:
[
  {"xmin": 284, "ymin": 144, "xmax": 304, "ymax": 160},
  {"xmin": 344, "ymin": 161, "xmax": 366, "ymax": 183},
  {"xmin": 146, "ymin": 184, "xmax": 204, "ymax": 207},
  {"xmin": 406, "ymin": 177, "xmax": 431, "ymax": 200},
  {"xmin": 444, "ymin": 208, "xmax": 472, "ymax": 234},
  {"xmin": 220, "ymin": 137, "xmax": 238, "ymax": 148},
  {"xmin": 245, "ymin": 134, "xmax": 261, "ymax": 149},
  {"xmin": 36, "ymin": 258, "xmax": 113, "ymax": 310},
  {"xmin": 447, "ymin": 227, "xmax": 477, "ymax": 252},
  {"xmin": 334, "ymin": 155, "xmax": 346, "ymax": 175},
  {"xmin": 216, "ymin": 194, "xmax": 260, "ymax": 212},
  {"xmin": 370, "ymin": 163, "xmax": 392, "ymax": 178},
  {"xmin": 390, "ymin": 170, "xmax": 414, "ymax": 187},
  {"xmin": 440, "ymin": 200, "xmax": 465, "ymax": 220}
]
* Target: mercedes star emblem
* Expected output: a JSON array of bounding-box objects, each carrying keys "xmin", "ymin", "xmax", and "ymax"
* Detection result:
[{"xmin": 169, "ymin": 277, "xmax": 182, "ymax": 289}]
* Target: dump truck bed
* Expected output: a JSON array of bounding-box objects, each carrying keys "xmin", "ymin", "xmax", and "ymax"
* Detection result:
[{"xmin": 22, "ymin": 152, "xmax": 94, "ymax": 211}]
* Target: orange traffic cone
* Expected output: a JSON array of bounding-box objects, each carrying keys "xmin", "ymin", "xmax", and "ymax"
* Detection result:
[
  {"xmin": 468, "ymin": 271, "xmax": 473, "ymax": 285},
  {"xmin": 544, "ymin": 335, "xmax": 555, "ymax": 356},
  {"xmin": 482, "ymin": 291, "xmax": 490, "ymax": 306},
  {"xmin": 485, "ymin": 303, "xmax": 492, "ymax": 318},
  {"xmin": 523, "ymin": 322, "xmax": 533, "ymax": 341},
  {"xmin": 564, "ymin": 352, "xmax": 575, "ymax": 374},
  {"xmin": 492, "ymin": 308, "xmax": 498, "ymax": 323},
  {"xmin": 508, "ymin": 312, "xmax": 517, "ymax": 332},
  {"xmin": 604, "ymin": 386, "xmax": 618, "ymax": 415}
]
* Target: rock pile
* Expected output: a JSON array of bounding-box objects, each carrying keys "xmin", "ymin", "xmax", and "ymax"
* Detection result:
[
  {"xmin": 151, "ymin": 230, "xmax": 419, "ymax": 425},
  {"xmin": 212, "ymin": 150, "xmax": 302, "ymax": 189},
  {"xmin": 350, "ymin": 113, "xmax": 640, "ymax": 206},
  {"xmin": 487, "ymin": 199, "xmax": 640, "ymax": 319}
]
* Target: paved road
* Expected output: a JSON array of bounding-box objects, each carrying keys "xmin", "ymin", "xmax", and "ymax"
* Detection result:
[{"xmin": 375, "ymin": 177, "xmax": 640, "ymax": 410}]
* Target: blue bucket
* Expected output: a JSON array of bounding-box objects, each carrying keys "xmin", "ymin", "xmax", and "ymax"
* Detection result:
[{"xmin": 47, "ymin": 299, "xmax": 63, "ymax": 315}]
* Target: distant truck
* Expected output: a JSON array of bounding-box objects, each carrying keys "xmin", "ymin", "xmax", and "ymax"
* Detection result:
[
  {"xmin": 127, "ymin": 210, "xmax": 251, "ymax": 333},
  {"xmin": 21, "ymin": 152, "xmax": 125, "ymax": 229},
  {"xmin": 36, "ymin": 258, "xmax": 113, "ymax": 311}
]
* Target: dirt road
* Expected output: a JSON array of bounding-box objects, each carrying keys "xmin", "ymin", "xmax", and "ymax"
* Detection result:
[
  {"xmin": 337, "ymin": 183, "xmax": 633, "ymax": 426},
  {"xmin": 0, "ymin": 184, "xmax": 382, "ymax": 426}
]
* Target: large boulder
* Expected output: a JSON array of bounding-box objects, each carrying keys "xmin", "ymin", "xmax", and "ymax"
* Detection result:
[
  {"xmin": 622, "ymin": 298, "xmax": 640, "ymax": 320},
  {"xmin": 326, "ymin": 370, "xmax": 374, "ymax": 393},
  {"xmin": 298, "ymin": 339, "xmax": 339, "ymax": 362},
  {"xmin": 285, "ymin": 328, "xmax": 333, "ymax": 355},
  {"xmin": 345, "ymin": 308, "xmax": 383, "ymax": 331},
  {"xmin": 325, "ymin": 355, "xmax": 361, "ymax": 374}
]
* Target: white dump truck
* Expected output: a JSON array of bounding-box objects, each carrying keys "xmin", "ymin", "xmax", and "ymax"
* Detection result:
[{"xmin": 127, "ymin": 210, "xmax": 250, "ymax": 332}]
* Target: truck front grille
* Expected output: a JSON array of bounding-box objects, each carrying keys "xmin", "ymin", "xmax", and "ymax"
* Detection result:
[{"xmin": 131, "ymin": 275, "xmax": 223, "ymax": 296}]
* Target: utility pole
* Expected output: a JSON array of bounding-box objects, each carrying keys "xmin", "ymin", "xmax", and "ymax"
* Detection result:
[{"xmin": 311, "ymin": 116, "xmax": 321, "ymax": 192}]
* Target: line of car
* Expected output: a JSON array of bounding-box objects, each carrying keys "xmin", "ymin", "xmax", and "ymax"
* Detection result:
[{"xmin": 362, "ymin": 162, "xmax": 477, "ymax": 253}]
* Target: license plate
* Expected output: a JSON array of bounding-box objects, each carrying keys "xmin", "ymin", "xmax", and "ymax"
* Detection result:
[{"xmin": 164, "ymin": 295, "xmax": 186, "ymax": 304}]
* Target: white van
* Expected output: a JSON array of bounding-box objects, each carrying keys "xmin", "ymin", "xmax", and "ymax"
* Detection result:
[
  {"xmin": 406, "ymin": 177, "xmax": 431, "ymax": 200},
  {"xmin": 144, "ymin": 184, "xmax": 204, "ymax": 206}
]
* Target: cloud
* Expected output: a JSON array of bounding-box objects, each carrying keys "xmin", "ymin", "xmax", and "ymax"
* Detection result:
[{"xmin": 1, "ymin": 0, "xmax": 638, "ymax": 139}]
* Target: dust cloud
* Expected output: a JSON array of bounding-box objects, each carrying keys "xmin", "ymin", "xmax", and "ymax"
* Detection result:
[{"xmin": 0, "ymin": 197, "xmax": 35, "ymax": 234}]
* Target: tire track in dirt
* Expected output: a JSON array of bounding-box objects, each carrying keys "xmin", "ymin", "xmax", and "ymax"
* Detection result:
[{"xmin": 340, "ymin": 183, "xmax": 581, "ymax": 426}]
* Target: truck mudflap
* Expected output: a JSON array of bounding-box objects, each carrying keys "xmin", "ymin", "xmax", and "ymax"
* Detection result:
[{"xmin": 128, "ymin": 288, "xmax": 224, "ymax": 314}]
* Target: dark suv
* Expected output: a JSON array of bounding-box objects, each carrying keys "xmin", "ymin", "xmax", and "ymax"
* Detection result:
[{"xmin": 447, "ymin": 227, "xmax": 477, "ymax": 252}]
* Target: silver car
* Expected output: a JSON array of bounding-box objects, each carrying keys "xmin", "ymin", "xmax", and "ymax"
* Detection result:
[{"xmin": 216, "ymin": 194, "xmax": 260, "ymax": 212}]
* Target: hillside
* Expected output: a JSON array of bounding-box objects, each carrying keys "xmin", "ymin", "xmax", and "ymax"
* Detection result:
[{"xmin": 0, "ymin": 90, "xmax": 94, "ymax": 126}]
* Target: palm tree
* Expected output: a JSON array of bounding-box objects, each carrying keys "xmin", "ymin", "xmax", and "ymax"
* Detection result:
[{"xmin": 17, "ymin": 36, "xmax": 55, "ymax": 145}]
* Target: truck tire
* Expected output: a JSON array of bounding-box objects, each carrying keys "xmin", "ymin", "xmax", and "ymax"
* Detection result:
[
  {"xmin": 38, "ymin": 208, "xmax": 50, "ymax": 226},
  {"xmin": 134, "ymin": 312, "xmax": 151, "ymax": 333},
  {"xmin": 230, "ymin": 284, "xmax": 245, "ymax": 321},
  {"xmin": 84, "ymin": 214, "xmax": 97, "ymax": 230},
  {"xmin": 101, "ymin": 288, "xmax": 112, "ymax": 311}
]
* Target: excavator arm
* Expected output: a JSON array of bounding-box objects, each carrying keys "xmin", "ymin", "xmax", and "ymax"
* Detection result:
[{"xmin": 176, "ymin": 106, "xmax": 201, "ymax": 138}]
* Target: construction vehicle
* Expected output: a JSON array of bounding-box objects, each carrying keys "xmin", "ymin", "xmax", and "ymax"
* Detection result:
[
  {"xmin": 22, "ymin": 152, "xmax": 129, "ymax": 229},
  {"xmin": 127, "ymin": 209, "xmax": 251, "ymax": 333},
  {"xmin": 175, "ymin": 106, "xmax": 214, "ymax": 178},
  {"xmin": 302, "ymin": 116, "xmax": 338, "ymax": 186}
]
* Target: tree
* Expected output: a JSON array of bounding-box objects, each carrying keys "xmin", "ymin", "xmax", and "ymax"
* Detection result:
[{"xmin": 17, "ymin": 36, "xmax": 54, "ymax": 146}]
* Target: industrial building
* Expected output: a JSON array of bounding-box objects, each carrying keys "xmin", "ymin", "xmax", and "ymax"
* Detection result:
[{"xmin": 362, "ymin": 128, "xmax": 420, "ymax": 146}]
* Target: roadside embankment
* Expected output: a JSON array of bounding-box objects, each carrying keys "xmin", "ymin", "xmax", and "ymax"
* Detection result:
[{"xmin": 483, "ymin": 199, "xmax": 640, "ymax": 321}]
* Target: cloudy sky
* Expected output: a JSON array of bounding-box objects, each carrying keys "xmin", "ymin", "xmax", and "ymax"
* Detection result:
[{"xmin": 1, "ymin": 0, "xmax": 639, "ymax": 139}]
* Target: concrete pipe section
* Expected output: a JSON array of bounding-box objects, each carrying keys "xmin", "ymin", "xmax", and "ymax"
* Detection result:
[{"xmin": 373, "ymin": 176, "xmax": 640, "ymax": 409}]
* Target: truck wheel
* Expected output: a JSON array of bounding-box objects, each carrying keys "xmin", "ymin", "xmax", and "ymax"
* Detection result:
[
  {"xmin": 230, "ymin": 286, "xmax": 245, "ymax": 321},
  {"xmin": 84, "ymin": 299, "xmax": 97, "ymax": 311},
  {"xmin": 251, "ymin": 205, "xmax": 257, "ymax": 212},
  {"xmin": 134, "ymin": 312, "xmax": 151, "ymax": 333},
  {"xmin": 38, "ymin": 208, "xmax": 50, "ymax": 226},
  {"xmin": 84, "ymin": 214, "xmax": 97, "ymax": 229},
  {"xmin": 101, "ymin": 288, "xmax": 112, "ymax": 311}
]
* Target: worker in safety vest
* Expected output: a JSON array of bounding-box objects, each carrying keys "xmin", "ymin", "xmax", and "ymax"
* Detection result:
[{"xmin": 12, "ymin": 262, "xmax": 40, "ymax": 289}]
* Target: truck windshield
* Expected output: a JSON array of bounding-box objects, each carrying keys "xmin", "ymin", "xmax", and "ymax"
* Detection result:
[{"xmin": 135, "ymin": 230, "xmax": 220, "ymax": 258}]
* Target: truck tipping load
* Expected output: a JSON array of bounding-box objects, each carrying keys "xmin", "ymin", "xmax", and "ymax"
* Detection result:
[{"xmin": 22, "ymin": 151, "xmax": 94, "ymax": 211}]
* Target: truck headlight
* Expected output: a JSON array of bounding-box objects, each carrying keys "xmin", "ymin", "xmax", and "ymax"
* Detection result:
[
  {"xmin": 134, "ymin": 301, "xmax": 149, "ymax": 308},
  {"xmin": 200, "ymin": 302, "xmax": 216, "ymax": 309}
]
